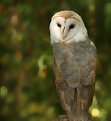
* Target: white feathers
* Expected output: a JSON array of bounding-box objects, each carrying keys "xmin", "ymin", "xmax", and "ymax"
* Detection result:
[
  {"xmin": 49, "ymin": 17, "xmax": 65, "ymax": 44},
  {"xmin": 49, "ymin": 11, "xmax": 88, "ymax": 45},
  {"xmin": 66, "ymin": 31, "xmax": 87, "ymax": 43},
  {"xmin": 90, "ymin": 41, "xmax": 96, "ymax": 47}
]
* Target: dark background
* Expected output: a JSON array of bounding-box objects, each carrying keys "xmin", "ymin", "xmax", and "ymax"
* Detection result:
[{"xmin": 0, "ymin": 0, "xmax": 111, "ymax": 121}]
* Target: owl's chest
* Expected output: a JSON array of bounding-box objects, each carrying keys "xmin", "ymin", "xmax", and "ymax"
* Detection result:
[
  {"xmin": 53, "ymin": 42, "xmax": 96, "ymax": 70},
  {"xmin": 53, "ymin": 43, "xmax": 86, "ymax": 62}
]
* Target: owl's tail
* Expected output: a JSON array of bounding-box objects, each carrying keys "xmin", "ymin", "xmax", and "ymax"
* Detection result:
[
  {"xmin": 70, "ymin": 88, "xmax": 89, "ymax": 121},
  {"xmin": 70, "ymin": 88, "xmax": 82, "ymax": 120},
  {"xmin": 73, "ymin": 88, "xmax": 81, "ymax": 116}
]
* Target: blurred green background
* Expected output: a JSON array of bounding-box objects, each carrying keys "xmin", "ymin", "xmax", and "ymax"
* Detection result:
[{"xmin": 0, "ymin": 0, "xmax": 111, "ymax": 121}]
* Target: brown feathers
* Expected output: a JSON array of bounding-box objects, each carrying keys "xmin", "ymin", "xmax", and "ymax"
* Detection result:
[{"xmin": 52, "ymin": 10, "xmax": 81, "ymax": 20}]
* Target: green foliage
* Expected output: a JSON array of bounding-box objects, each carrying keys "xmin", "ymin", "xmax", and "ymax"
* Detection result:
[{"xmin": 0, "ymin": 0, "xmax": 111, "ymax": 121}]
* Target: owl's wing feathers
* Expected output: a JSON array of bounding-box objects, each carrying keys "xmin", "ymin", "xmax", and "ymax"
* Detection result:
[
  {"xmin": 53, "ymin": 40, "xmax": 97, "ymax": 88},
  {"xmin": 80, "ymin": 40, "xmax": 97, "ymax": 85}
]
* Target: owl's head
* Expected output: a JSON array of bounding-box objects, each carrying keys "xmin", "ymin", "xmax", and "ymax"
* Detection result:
[{"xmin": 49, "ymin": 10, "xmax": 88, "ymax": 45}]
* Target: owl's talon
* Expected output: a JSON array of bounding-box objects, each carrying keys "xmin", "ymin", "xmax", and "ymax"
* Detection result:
[
  {"xmin": 58, "ymin": 115, "xmax": 68, "ymax": 121},
  {"xmin": 59, "ymin": 115, "xmax": 67, "ymax": 118}
]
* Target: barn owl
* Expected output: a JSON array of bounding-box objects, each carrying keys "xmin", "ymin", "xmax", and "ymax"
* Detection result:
[{"xmin": 49, "ymin": 10, "xmax": 97, "ymax": 121}]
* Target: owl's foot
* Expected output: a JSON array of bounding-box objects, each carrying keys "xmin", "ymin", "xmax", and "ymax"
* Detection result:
[
  {"xmin": 87, "ymin": 117, "xmax": 93, "ymax": 121},
  {"xmin": 58, "ymin": 115, "xmax": 68, "ymax": 121},
  {"xmin": 80, "ymin": 114, "xmax": 93, "ymax": 121},
  {"xmin": 52, "ymin": 115, "xmax": 68, "ymax": 121},
  {"xmin": 67, "ymin": 114, "xmax": 91, "ymax": 121}
]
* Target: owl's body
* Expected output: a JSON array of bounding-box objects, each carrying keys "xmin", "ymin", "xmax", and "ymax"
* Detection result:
[
  {"xmin": 49, "ymin": 11, "xmax": 97, "ymax": 121},
  {"xmin": 53, "ymin": 40, "xmax": 96, "ymax": 121}
]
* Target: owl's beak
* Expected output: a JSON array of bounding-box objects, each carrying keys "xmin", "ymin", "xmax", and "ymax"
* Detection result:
[{"xmin": 61, "ymin": 27, "xmax": 67, "ymax": 39}]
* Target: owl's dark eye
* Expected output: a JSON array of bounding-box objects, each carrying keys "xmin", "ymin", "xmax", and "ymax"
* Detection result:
[
  {"xmin": 57, "ymin": 23, "xmax": 61, "ymax": 28},
  {"xmin": 69, "ymin": 24, "xmax": 75, "ymax": 29}
]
